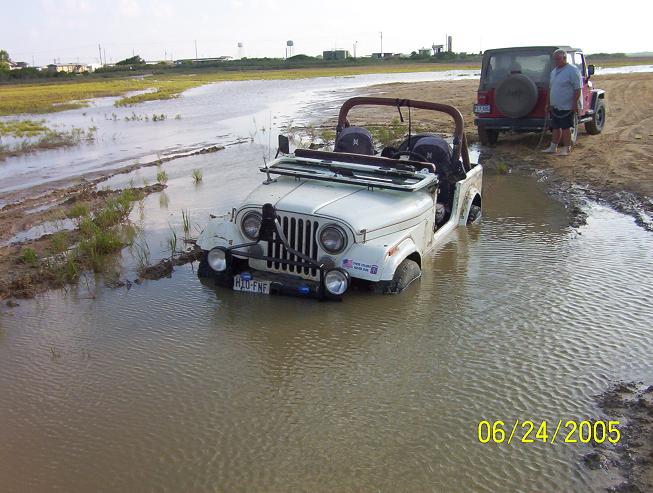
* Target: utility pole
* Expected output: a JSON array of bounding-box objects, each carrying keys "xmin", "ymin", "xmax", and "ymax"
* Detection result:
[
  {"xmin": 353, "ymin": 41, "xmax": 358, "ymax": 59},
  {"xmin": 194, "ymin": 40, "xmax": 198, "ymax": 60},
  {"xmin": 103, "ymin": 48, "xmax": 106, "ymax": 66},
  {"xmin": 98, "ymin": 44, "xmax": 102, "ymax": 65},
  {"xmin": 379, "ymin": 31, "xmax": 383, "ymax": 55}
]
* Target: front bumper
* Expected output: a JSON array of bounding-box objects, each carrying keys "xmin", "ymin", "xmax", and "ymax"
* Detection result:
[
  {"xmin": 475, "ymin": 117, "xmax": 546, "ymax": 131},
  {"xmin": 205, "ymin": 257, "xmax": 333, "ymax": 299}
]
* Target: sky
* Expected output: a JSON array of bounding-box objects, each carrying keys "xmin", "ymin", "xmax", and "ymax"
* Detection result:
[{"xmin": 2, "ymin": 0, "xmax": 651, "ymax": 66}]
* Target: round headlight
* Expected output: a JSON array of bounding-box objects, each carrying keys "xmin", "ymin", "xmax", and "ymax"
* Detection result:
[
  {"xmin": 324, "ymin": 269, "xmax": 350, "ymax": 296},
  {"xmin": 319, "ymin": 224, "xmax": 347, "ymax": 254},
  {"xmin": 207, "ymin": 248, "xmax": 227, "ymax": 272},
  {"xmin": 241, "ymin": 211, "xmax": 262, "ymax": 240}
]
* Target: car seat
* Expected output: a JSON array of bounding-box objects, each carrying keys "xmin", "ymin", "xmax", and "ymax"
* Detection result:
[{"xmin": 334, "ymin": 126, "xmax": 374, "ymax": 155}]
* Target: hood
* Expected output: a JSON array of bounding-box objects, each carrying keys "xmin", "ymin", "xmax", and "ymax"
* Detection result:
[{"xmin": 242, "ymin": 177, "xmax": 433, "ymax": 233}]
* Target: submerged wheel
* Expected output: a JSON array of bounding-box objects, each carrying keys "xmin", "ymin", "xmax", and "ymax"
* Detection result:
[
  {"xmin": 478, "ymin": 128, "xmax": 499, "ymax": 146},
  {"xmin": 378, "ymin": 258, "xmax": 421, "ymax": 294},
  {"xmin": 467, "ymin": 205, "xmax": 482, "ymax": 224},
  {"xmin": 585, "ymin": 99, "xmax": 606, "ymax": 135}
]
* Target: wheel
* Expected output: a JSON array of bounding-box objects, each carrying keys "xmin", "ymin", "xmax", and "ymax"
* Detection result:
[
  {"xmin": 377, "ymin": 258, "xmax": 421, "ymax": 294},
  {"xmin": 467, "ymin": 205, "xmax": 481, "ymax": 224},
  {"xmin": 584, "ymin": 99, "xmax": 606, "ymax": 135},
  {"xmin": 478, "ymin": 128, "xmax": 499, "ymax": 146}
]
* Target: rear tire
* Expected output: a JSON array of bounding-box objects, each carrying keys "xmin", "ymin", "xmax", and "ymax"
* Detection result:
[
  {"xmin": 585, "ymin": 99, "xmax": 606, "ymax": 135},
  {"xmin": 467, "ymin": 205, "xmax": 482, "ymax": 224},
  {"xmin": 478, "ymin": 128, "xmax": 499, "ymax": 146}
]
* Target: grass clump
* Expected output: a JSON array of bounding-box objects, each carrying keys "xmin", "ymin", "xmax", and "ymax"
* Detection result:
[
  {"xmin": 19, "ymin": 247, "xmax": 38, "ymax": 266},
  {"xmin": 66, "ymin": 202, "xmax": 90, "ymax": 219},
  {"xmin": 0, "ymin": 119, "xmax": 49, "ymax": 137},
  {"xmin": 192, "ymin": 168, "xmax": 203, "ymax": 183},
  {"xmin": 156, "ymin": 166, "xmax": 169, "ymax": 184},
  {"xmin": 49, "ymin": 231, "xmax": 68, "ymax": 254}
]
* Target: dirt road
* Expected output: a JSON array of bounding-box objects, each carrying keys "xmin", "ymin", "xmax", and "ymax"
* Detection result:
[{"xmin": 349, "ymin": 72, "xmax": 653, "ymax": 229}]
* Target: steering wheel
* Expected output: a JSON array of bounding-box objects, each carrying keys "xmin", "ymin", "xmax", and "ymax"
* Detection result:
[{"xmin": 391, "ymin": 150, "xmax": 429, "ymax": 163}]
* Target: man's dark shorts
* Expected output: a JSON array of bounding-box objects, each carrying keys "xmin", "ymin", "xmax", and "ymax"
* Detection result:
[{"xmin": 549, "ymin": 107, "xmax": 574, "ymax": 129}]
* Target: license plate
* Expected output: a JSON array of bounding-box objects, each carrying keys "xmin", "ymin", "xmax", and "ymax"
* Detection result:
[
  {"xmin": 233, "ymin": 275, "xmax": 270, "ymax": 294},
  {"xmin": 474, "ymin": 104, "xmax": 491, "ymax": 114}
]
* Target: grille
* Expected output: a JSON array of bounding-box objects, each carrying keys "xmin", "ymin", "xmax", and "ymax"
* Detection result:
[{"xmin": 266, "ymin": 215, "xmax": 320, "ymax": 277}]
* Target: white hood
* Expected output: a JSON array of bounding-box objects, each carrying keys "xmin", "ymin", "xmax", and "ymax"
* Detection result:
[{"xmin": 242, "ymin": 177, "xmax": 434, "ymax": 234}]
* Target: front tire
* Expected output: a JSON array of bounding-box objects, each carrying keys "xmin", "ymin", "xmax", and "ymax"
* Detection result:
[
  {"xmin": 377, "ymin": 258, "xmax": 421, "ymax": 294},
  {"xmin": 585, "ymin": 99, "xmax": 606, "ymax": 135},
  {"xmin": 467, "ymin": 205, "xmax": 482, "ymax": 224},
  {"xmin": 478, "ymin": 128, "xmax": 499, "ymax": 146}
]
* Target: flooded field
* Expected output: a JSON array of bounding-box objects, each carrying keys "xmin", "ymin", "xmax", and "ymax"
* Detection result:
[{"xmin": 1, "ymin": 68, "xmax": 652, "ymax": 492}]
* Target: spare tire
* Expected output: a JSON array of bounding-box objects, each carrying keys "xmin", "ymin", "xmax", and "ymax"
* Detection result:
[{"xmin": 495, "ymin": 74, "xmax": 538, "ymax": 118}]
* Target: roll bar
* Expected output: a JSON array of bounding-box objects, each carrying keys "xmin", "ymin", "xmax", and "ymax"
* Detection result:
[{"xmin": 336, "ymin": 97, "xmax": 471, "ymax": 171}]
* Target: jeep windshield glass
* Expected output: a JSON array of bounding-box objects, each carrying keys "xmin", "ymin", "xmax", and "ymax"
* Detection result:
[
  {"xmin": 485, "ymin": 52, "xmax": 551, "ymax": 87},
  {"xmin": 262, "ymin": 156, "xmax": 437, "ymax": 192}
]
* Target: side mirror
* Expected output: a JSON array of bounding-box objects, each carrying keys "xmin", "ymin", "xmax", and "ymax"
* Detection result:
[
  {"xmin": 587, "ymin": 64, "xmax": 595, "ymax": 76},
  {"xmin": 277, "ymin": 135, "xmax": 290, "ymax": 155}
]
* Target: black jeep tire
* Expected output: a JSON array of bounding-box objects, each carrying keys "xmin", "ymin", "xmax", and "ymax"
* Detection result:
[
  {"xmin": 478, "ymin": 128, "xmax": 499, "ymax": 146},
  {"xmin": 467, "ymin": 205, "xmax": 482, "ymax": 224},
  {"xmin": 377, "ymin": 258, "xmax": 421, "ymax": 294},
  {"xmin": 495, "ymin": 74, "xmax": 539, "ymax": 118},
  {"xmin": 585, "ymin": 99, "xmax": 606, "ymax": 135}
]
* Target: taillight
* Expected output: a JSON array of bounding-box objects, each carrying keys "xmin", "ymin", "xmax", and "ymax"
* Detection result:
[{"xmin": 477, "ymin": 91, "xmax": 488, "ymax": 104}]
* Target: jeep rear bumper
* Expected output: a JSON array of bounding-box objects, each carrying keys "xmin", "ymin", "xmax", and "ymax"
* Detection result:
[{"xmin": 475, "ymin": 117, "xmax": 546, "ymax": 131}]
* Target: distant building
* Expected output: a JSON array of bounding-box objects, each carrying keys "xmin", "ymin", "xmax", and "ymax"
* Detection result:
[
  {"xmin": 432, "ymin": 44, "xmax": 444, "ymax": 54},
  {"xmin": 418, "ymin": 48, "xmax": 432, "ymax": 57},
  {"xmin": 371, "ymin": 52, "xmax": 400, "ymax": 59},
  {"xmin": 323, "ymin": 50, "xmax": 350, "ymax": 61},
  {"xmin": 47, "ymin": 63, "xmax": 89, "ymax": 74},
  {"xmin": 7, "ymin": 61, "xmax": 29, "ymax": 70},
  {"xmin": 447, "ymin": 36, "xmax": 453, "ymax": 52}
]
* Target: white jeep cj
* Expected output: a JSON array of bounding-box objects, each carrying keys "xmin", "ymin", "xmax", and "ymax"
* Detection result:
[{"xmin": 197, "ymin": 97, "xmax": 483, "ymax": 300}]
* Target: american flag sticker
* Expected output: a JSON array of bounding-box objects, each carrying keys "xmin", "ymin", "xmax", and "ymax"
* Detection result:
[{"xmin": 342, "ymin": 259, "xmax": 353, "ymax": 268}]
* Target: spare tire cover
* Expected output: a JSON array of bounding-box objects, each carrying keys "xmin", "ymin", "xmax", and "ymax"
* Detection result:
[{"xmin": 495, "ymin": 74, "xmax": 538, "ymax": 118}]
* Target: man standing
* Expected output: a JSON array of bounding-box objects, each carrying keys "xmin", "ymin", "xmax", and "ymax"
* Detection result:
[{"xmin": 542, "ymin": 49, "xmax": 582, "ymax": 156}]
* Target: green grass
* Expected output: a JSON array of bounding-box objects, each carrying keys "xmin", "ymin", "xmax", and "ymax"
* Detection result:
[
  {"xmin": 181, "ymin": 209, "xmax": 191, "ymax": 238},
  {"xmin": 49, "ymin": 231, "xmax": 68, "ymax": 254},
  {"xmin": 0, "ymin": 125, "xmax": 97, "ymax": 159},
  {"xmin": 66, "ymin": 202, "xmax": 90, "ymax": 219},
  {"xmin": 156, "ymin": 166, "xmax": 168, "ymax": 184},
  {"xmin": 19, "ymin": 247, "xmax": 38, "ymax": 266},
  {"xmin": 0, "ymin": 119, "xmax": 49, "ymax": 137},
  {"xmin": 192, "ymin": 168, "xmax": 203, "ymax": 183}
]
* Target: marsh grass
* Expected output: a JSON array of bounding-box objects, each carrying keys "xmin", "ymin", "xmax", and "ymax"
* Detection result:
[
  {"xmin": 0, "ymin": 119, "xmax": 49, "ymax": 137},
  {"xmin": 166, "ymin": 228, "xmax": 178, "ymax": 258},
  {"xmin": 192, "ymin": 168, "xmax": 203, "ymax": 183},
  {"xmin": 0, "ymin": 125, "xmax": 97, "ymax": 159},
  {"xmin": 156, "ymin": 166, "xmax": 169, "ymax": 184},
  {"xmin": 49, "ymin": 231, "xmax": 68, "ymax": 254},
  {"xmin": 0, "ymin": 63, "xmax": 479, "ymax": 116},
  {"xmin": 181, "ymin": 209, "xmax": 192, "ymax": 239},
  {"xmin": 20, "ymin": 248, "xmax": 38, "ymax": 266}
]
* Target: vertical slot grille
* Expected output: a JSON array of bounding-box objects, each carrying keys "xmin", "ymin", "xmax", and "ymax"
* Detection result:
[{"xmin": 265, "ymin": 215, "xmax": 319, "ymax": 277}]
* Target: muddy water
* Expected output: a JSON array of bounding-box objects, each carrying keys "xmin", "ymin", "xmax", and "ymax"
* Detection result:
[{"xmin": 1, "ymin": 137, "xmax": 652, "ymax": 491}]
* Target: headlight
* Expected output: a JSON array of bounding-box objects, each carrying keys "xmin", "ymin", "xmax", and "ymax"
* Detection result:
[
  {"xmin": 319, "ymin": 224, "xmax": 347, "ymax": 254},
  {"xmin": 324, "ymin": 269, "xmax": 350, "ymax": 296},
  {"xmin": 241, "ymin": 211, "xmax": 262, "ymax": 240},
  {"xmin": 207, "ymin": 248, "xmax": 227, "ymax": 272}
]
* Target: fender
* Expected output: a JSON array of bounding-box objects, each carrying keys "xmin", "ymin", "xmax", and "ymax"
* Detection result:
[
  {"xmin": 196, "ymin": 215, "xmax": 244, "ymax": 251},
  {"xmin": 590, "ymin": 89, "xmax": 605, "ymax": 111},
  {"xmin": 459, "ymin": 188, "xmax": 482, "ymax": 225},
  {"xmin": 378, "ymin": 236, "xmax": 419, "ymax": 281}
]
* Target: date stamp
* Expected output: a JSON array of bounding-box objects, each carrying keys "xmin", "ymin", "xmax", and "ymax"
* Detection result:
[{"xmin": 477, "ymin": 420, "xmax": 621, "ymax": 445}]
